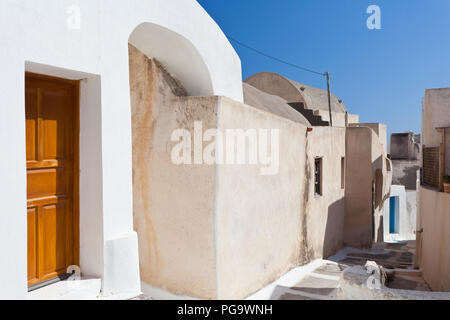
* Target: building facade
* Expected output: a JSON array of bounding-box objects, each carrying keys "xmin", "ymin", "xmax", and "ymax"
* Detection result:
[
  {"xmin": 418, "ymin": 87, "xmax": 450, "ymax": 291},
  {"xmin": 382, "ymin": 132, "xmax": 421, "ymax": 242},
  {"xmin": 0, "ymin": 0, "xmax": 391, "ymax": 300},
  {"xmin": 0, "ymin": 0, "xmax": 242, "ymax": 300}
]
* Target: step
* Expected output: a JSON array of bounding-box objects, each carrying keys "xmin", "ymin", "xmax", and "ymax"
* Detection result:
[{"xmin": 27, "ymin": 276, "xmax": 101, "ymax": 300}]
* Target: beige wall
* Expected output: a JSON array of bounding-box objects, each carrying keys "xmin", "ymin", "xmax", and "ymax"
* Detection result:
[
  {"xmin": 315, "ymin": 110, "xmax": 359, "ymax": 127},
  {"xmin": 214, "ymin": 97, "xmax": 307, "ymax": 299},
  {"xmin": 350, "ymin": 123, "xmax": 387, "ymax": 155},
  {"xmin": 315, "ymin": 110, "xmax": 346, "ymax": 127},
  {"xmin": 446, "ymin": 130, "xmax": 450, "ymax": 175},
  {"xmin": 370, "ymin": 129, "xmax": 392, "ymax": 243},
  {"xmin": 304, "ymin": 127, "xmax": 346, "ymax": 260},
  {"xmin": 129, "ymin": 45, "xmax": 389, "ymax": 299},
  {"xmin": 422, "ymin": 88, "xmax": 450, "ymax": 147},
  {"xmin": 344, "ymin": 126, "xmax": 391, "ymax": 247},
  {"xmin": 419, "ymin": 186, "xmax": 450, "ymax": 291},
  {"xmin": 214, "ymin": 99, "xmax": 348, "ymax": 299},
  {"xmin": 345, "ymin": 127, "xmax": 373, "ymax": 247},
  {"xmin": 347, "ymin": 113, "xmax": 360, "ymax": 125},
  {"xmin": 130, "ymin": 45, "xmax": 218, "ymax": 299}
]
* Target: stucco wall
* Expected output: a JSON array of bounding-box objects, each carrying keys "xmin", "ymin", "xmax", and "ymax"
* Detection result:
[
  {"xmin": 214, "ymin": 97, "xmax": 307, "ymax": 299},
  {"xmin": 391, "ymin": 160, "xmax": 420, "ymax": 190},
  {"xmin": 213, "ymin": 103, "xmax": 350, "ymax": 299},
  {"xmin": 315, "ymin": 110, "xmax": 347, "ymax": 127},
  {"xmin": 130, "ymin": 46, "xmax": 218, "ymax": 299},
  {"xmin": 345, "ymin": 127, "xmax": 373, "ymax": 247},
  {"xmin": 405, "ymin": 190, "xmax": 418, "ymax": 239},
  {"xmin": 350, "ymin": 123, "xmax": 387, "ymax": 155},
  {"xmin": 422, "ymin": 88, "xmax": 450, "ymax": 147},
  {"xmin": 314, "ymin": 111, "xmax": 359, "ymax": 127},
  {"xmin": 0, "ymin": 0, "xmax": 243, "ymax": 299},
  {"xmin": 344, "ymin": 126, "xmax": 391, "ymax": 247},
  {"xmin": 371, "ymin": 128, "xmax": 392, "ymax": 243},
  {"xmin": 304, "ymin": 127, "xmax": 346, "ymax": 260},
  {"xmin": 445, "ymin": 129, "xmax": 450, "ymax": 176},
  {"xmin": 129, "ymin": 46, "xmax": 356, "ymax": 300},
  {"xmin": 390, "ymin": 132, "xmax": 421, "ymax": 161},
  {"xmin": 419, "ymin": 186, "xmax": 450, "ymax": 291}
]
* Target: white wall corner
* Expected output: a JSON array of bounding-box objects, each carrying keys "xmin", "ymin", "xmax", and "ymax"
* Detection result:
[{"xmin": 102, "ymin": 231, "xmax": 141, "ymax": 298}]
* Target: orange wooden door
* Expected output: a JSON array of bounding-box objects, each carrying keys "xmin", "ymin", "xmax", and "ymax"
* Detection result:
[{"xmin": 26, "ymin": 73, "xmax": 79, "ymax": 287}]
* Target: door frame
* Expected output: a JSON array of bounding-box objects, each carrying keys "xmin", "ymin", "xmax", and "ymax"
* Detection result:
[{"xmin": 25, "ymin": 72, "xmax": 80, "ymax": 285}]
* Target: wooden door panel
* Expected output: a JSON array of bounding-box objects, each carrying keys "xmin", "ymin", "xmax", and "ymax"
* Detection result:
[
  {"xmin": 27, "ymin": 167, "xmax": 71, "ymax": 198},
  {"xmin": 40, "ymin": 88, "xmax": 72, "ymax": 160},
  {"xmin": 27, "ymin": 207, "xmax": 38, "ymax": 282},
  {"xmin": 25, "ymin": 87, "xmax": 38, "ymax": 162},
  {"xmin": 26, "ymin": 73, "xmax": 79, "ymax": 287},
  {"xmin": 40, "ymin": 202, "xmax": 69, "ymax": 276}
]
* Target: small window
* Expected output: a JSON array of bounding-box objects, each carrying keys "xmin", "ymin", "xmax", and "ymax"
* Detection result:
[
  {"xmin": 341, "ymin": 157, "xmax": 345, "ymax": 189},
  {"xmin": 315, "ymin": 158, "xmax": 322, "ymax": 196}
]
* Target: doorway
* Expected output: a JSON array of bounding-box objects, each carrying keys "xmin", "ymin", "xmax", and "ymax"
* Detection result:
[
  {"xmin": 26, "ymin": 73, "xmax": 79, "ymax": 287},
  {"xmin": 389, "ymin": 196, "xmax": 400, "ymax": 234}
]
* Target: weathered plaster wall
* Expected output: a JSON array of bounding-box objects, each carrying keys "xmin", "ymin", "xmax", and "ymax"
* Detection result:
[
  {"xmin": 347, "ymin": 114, "xmax": 360, "ymax": 125},
  {"xmin": 371, "ymin": 129, "xmax": 392, "ymax": 243},
  {"xmin": 243, "ymin": 83, "xmax": 310, "ymax": 126},
  {"xmin": 129, "ymin": 46, "xmax": 218, "ymax": 299},
  {"xmin": 391, "ymin": 160, "xmax": 420, "ymax": 190},
  {"xmin": 344, "ymin": 126, "xmax": 391, "ymax": 247},
  {"xmin": 129, "ymin": 47, "xmax": 355, "ymax": 300},
  {"xmin": 214, "ymin": 97, "xmax": 307, "ymax": 299},
  {"xmin": 304, "ymin": 127, "xmax": 346, "ymax": 260},
  {"xmin": 390, "ymin": 132, "xmax": 421, "ymax": 161},
  {"xmin": 350, "ymin": 123, "xmax": 387, "ymax": 155},
  {"xmin": 213, "ymin": 102, "xmax": 350, "ymax": 299},
  {"xmin": 314, "ymin": 111, "xmax": 359, "ymax": 127},
  {"xmin": 404, "ymin": 190, "xmax": 418, "ymax": 239},
  {"xmin": 419, "ymin": 186, "xmax": 450, "ymax": 292},
  {"xmin": 345, "ymin": 127, "xmax": 373, "ymax": 247},
  {"xmin": 0, "ymin": 0, "xmax": 243, "ymax": 299},
  {"xmin": 314, "ymin": 110, "xmax": 349, "ymax": 127},
  {"xmin": 244, "ymin": 72, "xmax": 354, "ymax": 128},
  {"xmin": 446, "ymin": 130, "xmax": 450, "ymax": 175},
  {"xmin": 422, "ymin": 88, "xmax": 450, "ymax": 147}
]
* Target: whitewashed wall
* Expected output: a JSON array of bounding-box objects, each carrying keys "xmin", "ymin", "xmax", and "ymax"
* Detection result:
[{"xmin": 0, "ymin": 0, "xmax": 242, "ymax": 299}]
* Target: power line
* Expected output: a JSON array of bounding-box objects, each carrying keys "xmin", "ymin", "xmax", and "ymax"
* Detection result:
[
  {"xmin": 228, "ymin": 35, "xmax": 333, "ymax": 126},
  {"xmin": 228, "ymin": 36, "xmax": 326, "ymax": 77}
]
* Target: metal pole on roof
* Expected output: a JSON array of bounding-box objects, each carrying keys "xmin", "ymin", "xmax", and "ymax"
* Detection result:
[{"xmin": 326, "ymin": 72, "xmax": 333, "ymax": 127}]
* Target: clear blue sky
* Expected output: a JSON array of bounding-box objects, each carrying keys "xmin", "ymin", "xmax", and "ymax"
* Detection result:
[{"xmin": 197, "ymin": 0, "xmax": 450, "ymax": 139}]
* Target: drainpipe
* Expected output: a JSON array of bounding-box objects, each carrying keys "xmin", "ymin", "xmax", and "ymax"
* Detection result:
[{"xmin": 326, "ymin": 72, "xmax": 333, "ymax": 127}]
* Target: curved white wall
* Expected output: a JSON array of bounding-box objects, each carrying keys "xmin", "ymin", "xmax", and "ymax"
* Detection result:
[{"xmin": 129, "ymin": 23, "xmax": 214, "ymax": 96}]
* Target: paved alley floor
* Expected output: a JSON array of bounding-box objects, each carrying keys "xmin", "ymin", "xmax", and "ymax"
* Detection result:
[
  {"xmin": 134, "ymin": 241, "xmax": 430, "ymax": 300},
  {"xmin": 249, "ymin": 240, "xmax": 430, "ymax": 300}
]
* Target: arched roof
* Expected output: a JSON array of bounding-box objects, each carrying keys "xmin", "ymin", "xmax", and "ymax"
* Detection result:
[
  {"xmin": 245, "ymin": 72, "xmax": 347, "ymax": 113},
  {"xmin": 129, "ymin": 23, "xmax": 213, "ymax": 96},
  {"xmin": 243, "ymin": 83, "xmax": 310, "ymax": 126}
]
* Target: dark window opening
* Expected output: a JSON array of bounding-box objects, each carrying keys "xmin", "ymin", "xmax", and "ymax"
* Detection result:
[
  {"xmin": 315, "ymin": 158, "xmax": 322, "ymax": 196},
  {"xmin": 341, "ymin": 157, "xmax": 345, "ymax": 189}
]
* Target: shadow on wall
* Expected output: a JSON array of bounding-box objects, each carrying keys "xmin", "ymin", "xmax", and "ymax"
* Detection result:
[
  {"xmin": 377, "ymin": 216, "xmax": 384, "ymax": 244},
  {"xmin": 322, "ymin": 198, "xmax": 345, "ymax": 259}
]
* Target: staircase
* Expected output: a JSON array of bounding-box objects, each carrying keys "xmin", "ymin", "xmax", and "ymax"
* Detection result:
[{"xmin": 288, "ymin": 102, "xmax": 329, "ymax": 126}]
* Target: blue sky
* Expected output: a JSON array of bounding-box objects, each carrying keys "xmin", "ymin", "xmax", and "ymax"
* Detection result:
[{"xmin": 197, "ymin": 0, "xmax": 450, "ymax": 139}]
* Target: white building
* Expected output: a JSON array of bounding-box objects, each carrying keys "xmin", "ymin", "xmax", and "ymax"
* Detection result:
[
  {"xmin": 0, "ymin": 0, "xmax": 392, "ymax": 300},
  {"xmin": 0, "ymin": 0, "xmax": 242, "ymax": 299}
]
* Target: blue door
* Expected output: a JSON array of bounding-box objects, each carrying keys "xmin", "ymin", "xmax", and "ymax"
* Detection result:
[{"xmin": 389, "ymin": 196, "xmax": 399, "ymax": 234}]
